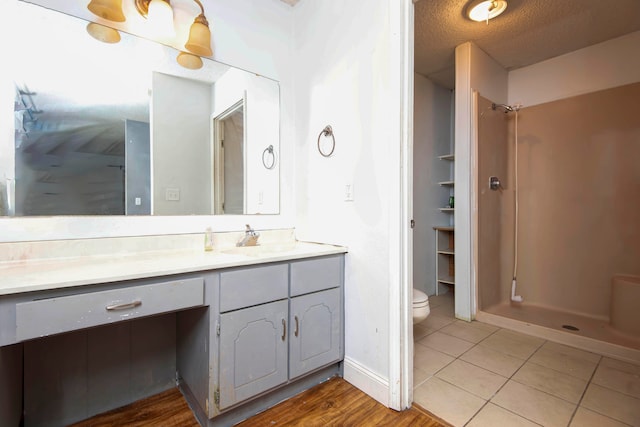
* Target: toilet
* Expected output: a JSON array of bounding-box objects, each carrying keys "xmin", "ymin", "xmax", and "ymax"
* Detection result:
[{"xmin": 412, "ymin": 288, "xmax": 430, "ymax": 324}]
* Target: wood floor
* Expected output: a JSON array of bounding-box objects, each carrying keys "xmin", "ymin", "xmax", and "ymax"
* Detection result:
[
  {"xmin": 72, "ymin": 377, "xmax": 449, "ymax": 427},
  {"xmin": 69, "ymin": 388, "xmax": 199, "ymax": 427},
  {"xmin": 236, "ymin": 377, "xmax": 449, "ymax": 427}
]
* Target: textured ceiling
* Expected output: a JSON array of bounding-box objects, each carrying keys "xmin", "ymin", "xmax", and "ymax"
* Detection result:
[{"xmin": 415, "ymin": 0, "xmax": 640, "ymax": 88}]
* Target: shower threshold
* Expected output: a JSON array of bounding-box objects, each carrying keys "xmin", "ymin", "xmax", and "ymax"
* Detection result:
[{"xmin": 477, "ymin": 303, "xmax": 640, "ymax": 364}]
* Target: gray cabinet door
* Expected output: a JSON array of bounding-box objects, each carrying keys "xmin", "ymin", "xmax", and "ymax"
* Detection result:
[
  {"xmin": 218, "ymin": 299, "xmax": 288, "ymax": 410},
  {"xmin": 289, "ymin": 288, "xmax": 341, "ymax": 380}
]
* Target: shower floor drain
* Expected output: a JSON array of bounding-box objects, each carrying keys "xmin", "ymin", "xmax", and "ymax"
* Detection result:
[{"xmin": 562, "ymin": 324, "xmax": 580, "ymax": 331}]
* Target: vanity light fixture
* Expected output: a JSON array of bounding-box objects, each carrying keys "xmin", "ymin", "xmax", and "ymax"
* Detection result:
[
  {"xmin": 184, "ymin": 0, "xmax": 213, "ymax": 57},
  {"xmin": 87, "ymin": 0, "xmax": 213, "ymax": 66},
  {"xmin": 134, "ymin": 0, "xmax": 212, "ymax": 56},
  {"xmin": 87, "ymin": 0, "xmax": 126, "ymax": 22},
  {"xmin": 466, "ymin": 0, "xmax": 508, "ymax": 22},
  {"xmin": 135, "ymin": 0, "xmax": 175, "ymax": 38}
]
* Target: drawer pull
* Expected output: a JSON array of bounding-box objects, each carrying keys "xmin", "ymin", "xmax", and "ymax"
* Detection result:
[
  {"xmin": 281, "ymin": 318, "xmax": 286, "ymax": 341},
  {"xmin": 105, "ymin": 300, "xmax": 142, "ymax": 311},
  {"xmin": 294, "ymin": 315, "xmax": 299, "ymax": 337}
]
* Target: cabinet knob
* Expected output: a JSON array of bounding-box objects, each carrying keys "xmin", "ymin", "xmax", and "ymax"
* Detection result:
[
  {"xmin": 281, "ymin": 318, "xmax": 286, "ymax": 341},
  {"xmin": 294, "ymin": 315, "xmax": 299, "ymax": 337}
]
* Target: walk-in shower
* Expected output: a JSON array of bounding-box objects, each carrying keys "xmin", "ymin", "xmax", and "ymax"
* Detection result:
[{"xmin": 475, "ymin": 85, "xmax": 640, "ymax": 361}]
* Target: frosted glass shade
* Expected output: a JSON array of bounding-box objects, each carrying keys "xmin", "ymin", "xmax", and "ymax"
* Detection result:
[
  {"xmin": 87, "ymin": 0, "xmax": 126, "ymax": 22},
  {"xmin": 467, "ymin": 0, "xmax": 507, "ymax": 22},
  {"xmin": 185, "ymin": 18, "xmax": 212, "ymax": 57},
  {"xmin": 147, "ymin": 0, "xmax": 175, "ymax": 38},
  {"xmin": 176, "ymin": 52, "xmax": 203, "ymax": 70},
  {"xmin": 86, "ymin": 22, "xmax": 121, "ymax": 43}
]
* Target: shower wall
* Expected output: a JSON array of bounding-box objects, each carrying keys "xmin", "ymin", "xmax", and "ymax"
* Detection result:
[
  {"xmin": 477, "ymin": 95, "xmax": 510, "ymax": 309},
  {"xmin": 478, "ymin": 82, "xmax": 640, "ymax": 319}
]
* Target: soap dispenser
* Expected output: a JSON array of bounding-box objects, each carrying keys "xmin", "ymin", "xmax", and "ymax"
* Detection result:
[{"xmin": 204, "ymin": 227, "xmax": 214, "ymax": 252}]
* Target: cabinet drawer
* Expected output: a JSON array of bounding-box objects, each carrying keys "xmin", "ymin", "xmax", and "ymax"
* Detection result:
[
  {"xmin": 16, "ymin": 277, "xmax": 204, "ymax": 341},
  {"xmin": 220, "ymin": 264, "xmax": 288, "ymax": 312},
  {"xmin": 290, "ymin": 256, "xmax": 343, "ymax": 297}
]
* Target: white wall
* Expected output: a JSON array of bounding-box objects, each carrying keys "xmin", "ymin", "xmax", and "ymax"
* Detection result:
[
  {"xmin": 455, "ymin": 42, "xmax": 508, "ymax": 320},
  {"xmin": 292, "ymin": 0, "xmax": 409, "ymax": 407},
  {"xmin": 413, "ymin": 74, "xmax": 453, "ymax": 296},
  {"xmin": 0, "ymin": 0, "xmax": 295, "ymax": 241},
  {"xmin": 509, "ymin": 31, "xmax": 640, "ymax": 108}
]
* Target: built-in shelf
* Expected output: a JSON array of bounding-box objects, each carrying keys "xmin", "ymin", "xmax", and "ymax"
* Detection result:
[
  {"xmin": 437, "ymin": 154, "xmax": 455, "ymax": 216},
  {"xmin": 436, "ymin": 248, "xmax": 454, "ymax": 255},
  {"xmin": 434, "ymin": 150, "xmax": 454, "ymax": 295},
  {"xmin": 437, "ymin": 275, "xmax": 455, "ymax": 285},
  {"xmin": 433, "ymin": 226, "xmax": 455, "ymax": 296}
]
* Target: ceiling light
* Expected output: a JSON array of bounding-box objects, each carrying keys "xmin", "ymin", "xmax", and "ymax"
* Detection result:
[
  {"xmin": 185, "ymin": 0, "xmax": 213, "ymax": 57},
  {"xmin": 467, "ymin": 0, "xmax": 508, "ymax": 22},
  {"xmin": 87, "ymin": 0, "xmax": 126, "ymax": 22},
  {"xmin": 135, "ymin": 0, "xmax": 175, "ymax": 39}
]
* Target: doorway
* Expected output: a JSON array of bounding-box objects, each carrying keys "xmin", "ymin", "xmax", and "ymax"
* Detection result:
[{"xmin": 213, "ymin": 100, "xmax": 245, "ymax": 215}]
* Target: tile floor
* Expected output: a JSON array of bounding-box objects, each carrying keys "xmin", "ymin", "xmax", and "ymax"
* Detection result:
[{"xmin": 413, "ymin": 293, "xmax": 640, "ymax": 427}]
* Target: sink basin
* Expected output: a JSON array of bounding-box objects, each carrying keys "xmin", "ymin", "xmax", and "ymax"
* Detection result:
[{"xmin": 221, "ymin": 243, "xmax": 297, "ymax": 257}]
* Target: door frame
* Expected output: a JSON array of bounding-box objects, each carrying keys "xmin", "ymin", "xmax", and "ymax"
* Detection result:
[{"xmin": 390, "ymin": 0, "xmax": 414, "ymax": 411}]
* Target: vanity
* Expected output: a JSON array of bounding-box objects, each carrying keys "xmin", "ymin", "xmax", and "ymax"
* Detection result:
[
  {"xmin": 0, "ymin": 234, "xmax": 346, "ymax": 427},
  {"xmin": 0, "ymin": 3, "xmax": 340, "ymax": 425}
]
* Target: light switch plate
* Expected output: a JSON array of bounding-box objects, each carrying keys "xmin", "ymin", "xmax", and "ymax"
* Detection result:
[{"xmin": 344, "ymin": 183, "xmax": 354, "ymax": 201}]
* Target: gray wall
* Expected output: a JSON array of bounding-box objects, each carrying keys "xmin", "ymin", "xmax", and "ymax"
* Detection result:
[
  {"xmin": 152, "ymin": 72, "xmax": 212, "ymax": 215},
  {"xmin": 413, "ymin": 73, "xmax": 454, "ymax": 296},
  {"xmin": 125, "ymin": 119, "xmax": 151, "ymax": 215}
]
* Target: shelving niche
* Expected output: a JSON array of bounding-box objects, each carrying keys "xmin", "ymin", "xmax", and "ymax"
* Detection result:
[
  {"xmin": 434, "ymin": 226, "xmax": 454, "ymax": 295},
  {"xmin": 434, "ymin": 152, "xmax": 454, "ymax": 295}
]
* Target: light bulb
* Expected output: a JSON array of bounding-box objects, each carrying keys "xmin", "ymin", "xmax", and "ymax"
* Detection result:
[{"xmin": 147, "ymin": 0, "xmax": 175, "ymax": 39}]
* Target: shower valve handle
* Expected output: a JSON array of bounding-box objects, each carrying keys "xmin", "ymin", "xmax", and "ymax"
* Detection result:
[{"xmin": 489, "ymin": 176, "xmax": 502, "ymax": 191}]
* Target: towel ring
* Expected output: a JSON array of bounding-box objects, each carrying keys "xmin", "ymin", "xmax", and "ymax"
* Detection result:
[
  {"xmin": 262, "ymin": 145, "xmax": 276, "ymax": 169},
  {"xmin": 317, "ymin": 125, "xmax": 335, "ymax": 157}
]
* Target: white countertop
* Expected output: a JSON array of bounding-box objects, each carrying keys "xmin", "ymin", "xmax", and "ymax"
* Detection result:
[{"xmin": 0, "ymin": 241, "xmax": 347, "ymax": 296}]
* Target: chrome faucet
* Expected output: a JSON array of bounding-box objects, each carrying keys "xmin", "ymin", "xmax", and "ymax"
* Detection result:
[{"xmin": 237, "ymin": 224, "xmax": 260, "ymax": 247}]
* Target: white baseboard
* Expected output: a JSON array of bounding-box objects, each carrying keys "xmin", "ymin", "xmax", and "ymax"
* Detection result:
[{"xmin": 343, "ymin": 356, "xmax": 389, "ymax": 407}]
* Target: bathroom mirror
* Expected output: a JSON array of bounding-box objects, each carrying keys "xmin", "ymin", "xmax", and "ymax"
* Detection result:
[{"xmin": 3, "ymin": 1, "xmax": 280, "ymax": 216}]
